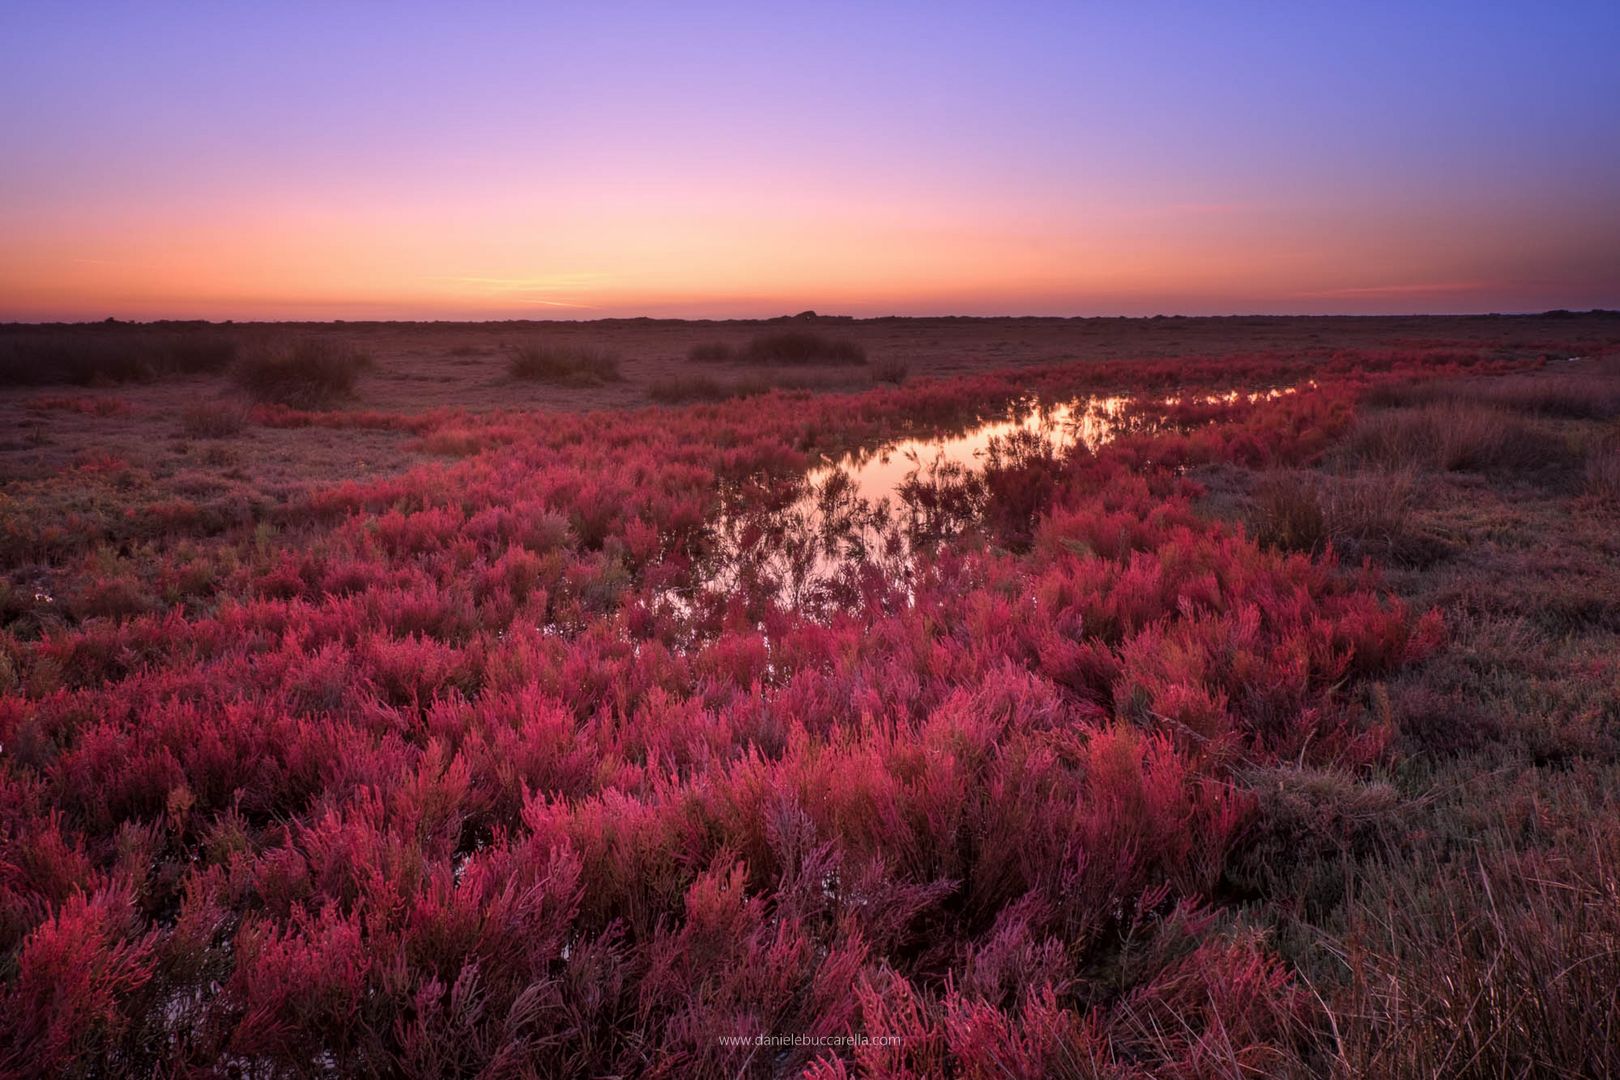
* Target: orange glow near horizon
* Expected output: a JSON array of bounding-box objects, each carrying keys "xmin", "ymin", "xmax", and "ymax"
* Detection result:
[{"xmin": 6, "ymin": 185, "xmax": 1610, "ymax": 321}]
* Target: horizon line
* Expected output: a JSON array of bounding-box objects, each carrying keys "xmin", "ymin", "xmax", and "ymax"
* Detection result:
[{"xmin": 4, "ymin": 307, "xmax": 1618, "ymax": 328}]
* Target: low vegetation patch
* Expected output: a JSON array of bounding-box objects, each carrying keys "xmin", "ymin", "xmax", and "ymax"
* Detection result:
[
  {"xmin": 1346, "ymin": 400, "xmax": 1566, "ymax": 473},
  {"xmin": 646, "ymin": 374, "xmax": 768, "ymax": 404},
  {"xmin": 1586, "ymin": 438, "xmax": 1620, "ymax": 502},
  {"xmin": 688, "ymin": 332, "xmax": 868, "ymax": 366},
  {"xmin": 871, "ymin": 357, "xmax": 910, "ymax": 385},
  {"xmin": 744, "ymin": 330, "xmax": 867, "ymax": 365},
  {"xmin": 0, "ymin": 328, "xmax": 238, "ymax": 386},
  {"xmin": 23, "ymin": 395, "xmax": 131, "ymax": 417},
  {"xmin": 686, "ymin": 340, "xmax": 736, "ymax": 363},
  {"xmin": 180, "ymin": 401, "xmax": 251, "ymax": 438},
  {"xmin": 1252, "ymin": 468, "xmax": 1417, "ymax": 558},
  {"xmin": 507, "ymin": 341, "xmax": 621, "ymax": 384},
  {"xmin": 233, "ymin": 338, "xmax": 372, "ymax": 408}
]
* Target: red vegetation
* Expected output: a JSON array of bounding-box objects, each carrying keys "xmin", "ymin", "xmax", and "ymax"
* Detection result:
[{"xmin": 0, "ymin": 347, "xmax": 1550, "ymax": 1074}]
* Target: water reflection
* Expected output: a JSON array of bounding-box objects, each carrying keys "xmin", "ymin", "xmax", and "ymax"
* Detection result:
[{"xmin": 662, "ymin": 386, "xmax": 1294, "ymax": 622}]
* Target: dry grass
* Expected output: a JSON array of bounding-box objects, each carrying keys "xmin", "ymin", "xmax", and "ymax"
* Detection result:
[
  {"xmin": 180, "ymin": 401, "xmax": 250, "ymax": 438},
  {"xmin": 1251, "ymin": 468, "xmax": 1418, "ymax": 560},
  {"xmin": 1585, "ymin": 439, "xmax": 1620, "ymax": 502},
  {"xmin": 1332, "ymin": 823, "xmax": 1620, "ymax": 1078},
  {"xmin": 1326, "ymin": 469, "xmax": 1418, "ymax": 551},
  {"xmin": 1345, "ymin": 401, "xmax": 1565, "ymax": 473},
  {"xmin": 233, "ymin": 338, "xmax": 373, "ymax": 408},
  {"xmin": 1252, "ymin": 471, "xmax": 1330, "ymax": 553},
  {"xmin": 1361, "ymin": 371, "xmax": 1620, "ymax": 420},
  {"xmin": 507, "ymin": 341, "xmax": 622, "ymax": 385}
]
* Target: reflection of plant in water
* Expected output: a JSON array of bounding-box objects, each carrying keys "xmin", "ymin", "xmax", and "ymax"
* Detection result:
[
  {"xmin": 896, "ymin": 451, "xmax": 984, "ymax": 543},
  {"xmin": 980, "ymin": 428, "xmax": 1072, "ymax": 552},
  {"xmin": 693, "ymin": 468, "xmax": 911, "ymax": 620}
]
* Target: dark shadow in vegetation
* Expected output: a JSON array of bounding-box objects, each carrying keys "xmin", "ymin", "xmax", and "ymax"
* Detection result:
[
  {"xmin": 0, "ymin": 328, "xmax": 237, "ymax": 386},
  {"xmin": 647, "ymin": 374, "xmax": 770, "ymax": 404},
  {"xmin": 871, "ymin": 358, "xmax": 910, "ymax": 385},
  {"xmin": 685, "ymin": 341, "xmax": 736, "ymax": 363}
]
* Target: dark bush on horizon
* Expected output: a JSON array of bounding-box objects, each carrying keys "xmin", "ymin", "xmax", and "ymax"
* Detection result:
[
  {"xmin": 507, "ymin": 341, "xmax": 622, "ymax": 384},
  {"xmin": 0, "ymin": 328, "xmax": 238, "ymax": 386},
  {"xmin": 233, "ymin": 338, "xmax": 372, "ymax": 408},
  {"xmin": 744, "ymin": 331, "xmax": 867, "ymax": 366}
]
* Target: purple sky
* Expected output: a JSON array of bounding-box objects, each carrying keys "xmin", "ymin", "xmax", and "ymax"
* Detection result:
[{"xmin": 3, "ymin": 2, "xmax": 1617, "ymax": 319}]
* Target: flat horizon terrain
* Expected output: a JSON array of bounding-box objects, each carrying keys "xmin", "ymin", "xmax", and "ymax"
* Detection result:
[
  {"xmin": 8, "ymin": 312, "xmax": 1617, "ymax": 415},
  {"xmin": 3, "ymin": 311, "xmax": 1613, "ymax": 488}
]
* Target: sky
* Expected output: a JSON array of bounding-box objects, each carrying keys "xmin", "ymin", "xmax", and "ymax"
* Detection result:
[{"xmin": 2, "ymin": 2, "xmax": 1618, "ymax": 321}]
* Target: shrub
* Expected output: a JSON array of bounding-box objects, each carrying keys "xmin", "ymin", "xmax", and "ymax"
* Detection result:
[
  {"xmin": 686, "ymin": 341, "xmax": 735, "ymax": 364},
  {"xmin": 0, "ymin": 330, "xmax": 238, "ymax": 386},
  {"xmin": 233, "ymin": 339, "xmax": 372, "ymax": 408},
  {"xmin": 743, "ymin": 331, "xmax": 867, "ymax": 366},
  {"xmin": 180, "ymin": 402, "xmax": 250, "ymax": 438},
  {"xmin": 507, "ymin": 342, "xmax": 621, "ymax": 384}
]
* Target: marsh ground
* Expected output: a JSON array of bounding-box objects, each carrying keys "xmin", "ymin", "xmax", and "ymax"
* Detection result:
[{"xmin": 3, "ymin": 314, "xmax": 1620, "ymax": 1076}]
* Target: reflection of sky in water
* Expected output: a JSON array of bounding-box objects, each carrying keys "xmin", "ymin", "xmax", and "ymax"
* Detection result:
[
  {"xmin": 803, "ymin": 396, "xmax": 1131, "ymax": 512},
  {"xmin": 656, "ymin": 386, "xmax": 1298, "ymax": 625},
  {"xmin": 803, "ymin": 389, "xmax": 1292, "ymax": 513}
]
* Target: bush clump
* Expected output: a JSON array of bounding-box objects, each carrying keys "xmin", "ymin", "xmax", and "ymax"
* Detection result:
[
  {"xmin": 233, "ymin": 339, "xmax": 372, "ymax": 408},
  {"xmin": 744, "ymin": 331, "xmax": 867, "ymax": 366},
  {"xmin": 507, "ymin": 342, "xmax": 621, "ymax": 385}
]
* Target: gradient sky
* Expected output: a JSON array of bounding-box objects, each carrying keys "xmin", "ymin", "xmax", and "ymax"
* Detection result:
[{"xmin": 3, "ymin": 2, "xmax": 1618, "ymax": 320}]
